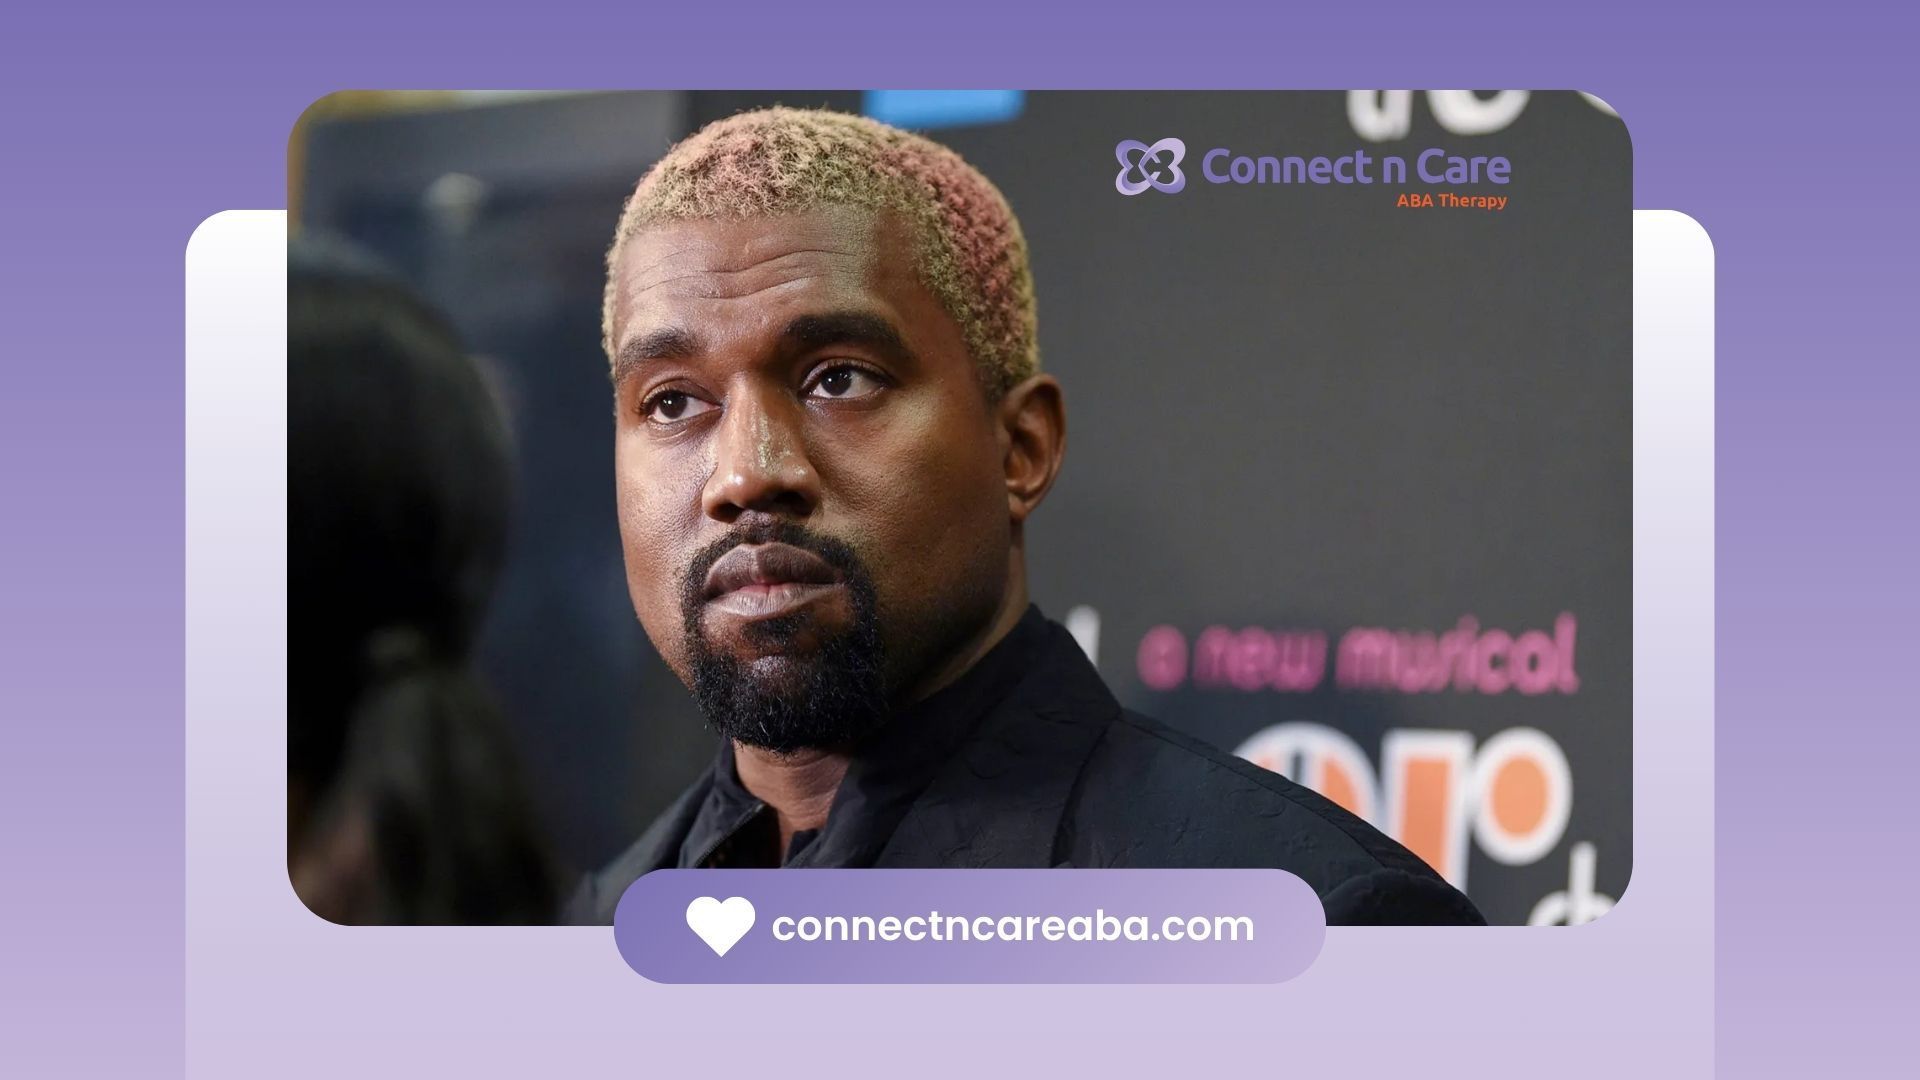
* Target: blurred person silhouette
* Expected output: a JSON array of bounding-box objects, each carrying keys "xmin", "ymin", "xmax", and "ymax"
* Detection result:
[{"xmin": 289, "ymin": 236, "xmax": 559, "ymax": 923}]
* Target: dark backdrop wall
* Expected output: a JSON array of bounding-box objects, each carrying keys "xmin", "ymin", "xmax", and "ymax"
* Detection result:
[{"xmin": 298, "ymin": 90, "xmax": 1630, "ymax": 926}]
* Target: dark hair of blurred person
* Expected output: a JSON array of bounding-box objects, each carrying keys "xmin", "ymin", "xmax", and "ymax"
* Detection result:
[{"xmin": 289, "ymin": 236, "xmax": 559, "ymax": 923}]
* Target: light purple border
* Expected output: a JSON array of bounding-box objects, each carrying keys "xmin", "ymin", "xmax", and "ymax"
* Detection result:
[{"xmin": 6, "ymin": 11, "xmax": 1898, "ymax": 1071}]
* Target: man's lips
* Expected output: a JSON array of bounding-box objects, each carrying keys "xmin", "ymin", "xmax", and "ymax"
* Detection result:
[{"xmin": 703, "ymin": 542, "xmax": 842, "ymax": 607}]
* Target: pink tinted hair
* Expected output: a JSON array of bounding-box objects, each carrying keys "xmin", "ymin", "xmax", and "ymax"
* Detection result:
[{"xmin": 604, "ymin": 106, "xmax": 1038, "ymax": 395}]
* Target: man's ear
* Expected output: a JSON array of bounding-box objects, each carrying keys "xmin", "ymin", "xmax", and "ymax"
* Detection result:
[{"xmin": 997, "ymin": 373, "xmax": 1066, "ymax": 525}]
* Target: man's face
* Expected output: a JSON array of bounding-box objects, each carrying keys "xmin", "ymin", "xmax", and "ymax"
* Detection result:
[{"xmin": 608, "ymin": 205, "xmax": 1013, "ymax": 751}]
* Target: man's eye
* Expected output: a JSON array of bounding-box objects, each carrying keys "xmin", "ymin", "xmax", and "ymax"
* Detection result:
[
  {"xmin": 641, "ymin": 390, "xmax": 716, "ymax": 424},
  {"xmin": 807, "ymin": 365, "xmax": 885, "ymax": 401}
]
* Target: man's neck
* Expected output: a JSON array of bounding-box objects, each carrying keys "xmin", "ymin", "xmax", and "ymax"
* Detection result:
[
  {"xmin": 731, "ymin": 744, "xmax": 849, "ymax": 860},
  {"xmin": 901, "ymin": 576, "xmax": 1031, "ymax": 703}
]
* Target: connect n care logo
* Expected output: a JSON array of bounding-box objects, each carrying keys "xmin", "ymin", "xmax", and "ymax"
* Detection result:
[{"xmin": 1115, "ymin": 138, "xmax": 1187, "ymax": 195}]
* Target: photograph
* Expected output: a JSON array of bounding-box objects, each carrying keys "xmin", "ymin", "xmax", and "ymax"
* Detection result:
[{"xmin": 287, "ymin": 90, "xmax": 1630, "ymax": 927}]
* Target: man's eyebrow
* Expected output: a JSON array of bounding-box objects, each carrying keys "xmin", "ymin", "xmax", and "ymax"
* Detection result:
[
  {"xmin": 611, "ymin": 327, "xmax": 701, "ymax": 387},
  {"xmin": 783, "ymin": 312, "xmax": 916, "ymax": 364}
]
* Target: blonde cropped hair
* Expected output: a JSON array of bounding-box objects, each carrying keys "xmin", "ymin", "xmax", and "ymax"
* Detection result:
[{"xmin": 604, "ymin": 106, "xmax": 1038, "ymax": 396}]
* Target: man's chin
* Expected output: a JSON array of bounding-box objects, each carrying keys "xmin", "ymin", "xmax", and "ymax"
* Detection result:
[
  {"xmin": 687, "ymin": 640, "xmax": 890, "ymax": 754},
  {"xmin": 679, "ymin": 564, "xmax": 887, "ymax": 754},
  {"xmin": 736, "ymin": 653, "xmax": 827, "ymax": 697},
  {"xmin": 729, "ymin": 728, "xmax": 837, "ymax": 756}
]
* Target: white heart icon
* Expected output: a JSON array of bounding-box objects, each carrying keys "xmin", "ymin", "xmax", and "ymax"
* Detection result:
[{"xmin": 684, "ymin": 896, "xmax": 755, "ymax": 957}]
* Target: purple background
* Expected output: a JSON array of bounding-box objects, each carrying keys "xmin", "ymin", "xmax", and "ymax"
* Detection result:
[
  {"xmin": 1, "ymin": 2, "xmax": 1906, "ymax": 1075},
  {"xmin": 614, "ymin": 869, "xmax": 1324, "ymax": 983}
]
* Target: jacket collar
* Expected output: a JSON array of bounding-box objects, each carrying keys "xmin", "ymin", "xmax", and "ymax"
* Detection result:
[{"xmin": 873, "ymin": 614, "xmax": 1120, "ymax": 868}]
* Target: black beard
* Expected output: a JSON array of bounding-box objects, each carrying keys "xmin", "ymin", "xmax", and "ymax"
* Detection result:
[{"xmin": 678, "ymin": 522, "xmax": 889, "ymax": 754}]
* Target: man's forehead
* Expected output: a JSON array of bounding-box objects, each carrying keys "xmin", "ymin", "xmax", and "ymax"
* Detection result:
[{"xmin": 611, "ymin": 208, "xmax": 920, "ymax": 346}]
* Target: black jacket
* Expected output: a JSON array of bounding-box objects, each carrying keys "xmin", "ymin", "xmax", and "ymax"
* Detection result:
[{"xmin": 566, "ymin": 607, "xmax": 1484, "ymax": 926}]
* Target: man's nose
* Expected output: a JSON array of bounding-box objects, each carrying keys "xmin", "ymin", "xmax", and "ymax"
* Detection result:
[{"xmin": 700, "ymin": 384, "xmax": 820, "ymax": 523}]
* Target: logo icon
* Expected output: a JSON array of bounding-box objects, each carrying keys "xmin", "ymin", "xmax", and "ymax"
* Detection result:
[
  {"xmin": 1115, "ymin": 138, "xmax": 1187, "ymax": 196},
  {"xmin": 685, "ymin": 895, "xmax": 755, "ymax": 957}
]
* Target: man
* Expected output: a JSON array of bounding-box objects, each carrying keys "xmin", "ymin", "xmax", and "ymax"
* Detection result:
[{"xmin": 568, "ymin": 107, "xmax": 1482, "ymax": 925}]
